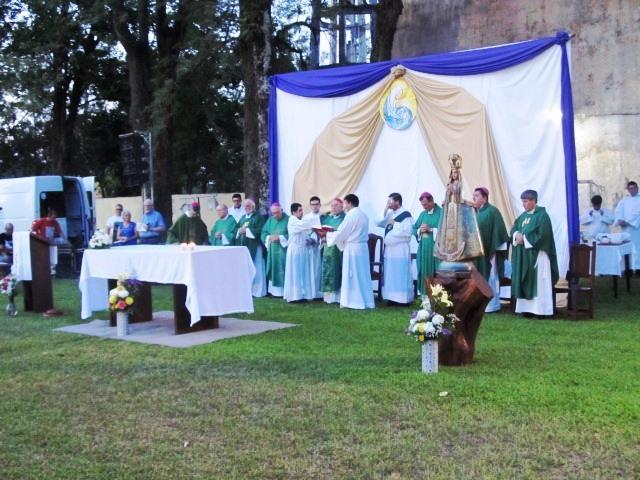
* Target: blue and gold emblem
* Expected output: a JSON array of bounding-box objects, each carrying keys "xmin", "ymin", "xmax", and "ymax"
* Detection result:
[{"xmin": 379, "ymin": 78, "xmax": 417, "ymax": 130}]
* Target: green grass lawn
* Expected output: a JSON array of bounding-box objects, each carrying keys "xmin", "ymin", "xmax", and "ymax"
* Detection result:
[{"xmin": 0, "ymin": 278, "xmax": 639, "ymax": 479}]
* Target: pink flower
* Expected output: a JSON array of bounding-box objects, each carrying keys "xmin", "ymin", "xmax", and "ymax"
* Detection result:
[{"xmin": 117, "ymin": 300, "xmax": 127, "ymax": 310}]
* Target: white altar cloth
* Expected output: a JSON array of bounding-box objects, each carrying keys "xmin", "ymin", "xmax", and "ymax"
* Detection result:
[
  {"xmin": 79, "ymin": 245, "xmax": 255, "ymax": 324},
  {"xmin": 595, "ymin": 242, "xmax": 632, "ymax": 276}
]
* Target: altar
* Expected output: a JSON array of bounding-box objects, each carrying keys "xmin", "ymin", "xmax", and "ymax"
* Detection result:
[{"xmin": 79, "ymin": 245, "xmax": 255, "ymax": 332}]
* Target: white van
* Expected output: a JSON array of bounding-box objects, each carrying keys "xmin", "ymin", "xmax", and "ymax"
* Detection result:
[{"xmin": 0, "ymin": 176, "xmax": 95, "ymax": 248}]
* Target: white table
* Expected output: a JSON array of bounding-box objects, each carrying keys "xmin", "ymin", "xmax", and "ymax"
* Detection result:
[
  {"xmin": 595, "ymin": 242, "xmax": 632, "ymax": 298},
  {"xmin": 79, "ymin": 245, "xmax": 255, "ymax": 326}
]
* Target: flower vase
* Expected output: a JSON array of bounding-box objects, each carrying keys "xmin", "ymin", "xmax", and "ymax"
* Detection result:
[
  {"xmin": 5, "ymin": 294, "xmax": 17, "ymax": 317},
  {"xmin": 421, "ymin": 339, "xmax": 438, "ymax": 374},
  {"xmin": 116, "ymin": 311, "xmax": 130, "ymax": 337}
]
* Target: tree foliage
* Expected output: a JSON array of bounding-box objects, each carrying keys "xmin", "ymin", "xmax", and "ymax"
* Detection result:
[{"xmin": 0, "ymin": 0, "xmax": 404, "ymax": 207}]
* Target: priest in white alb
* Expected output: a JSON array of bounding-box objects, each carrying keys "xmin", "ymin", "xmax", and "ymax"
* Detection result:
[
  {"xmin": 303, "ymin": 196, "xmax": 323, "ymax": 299},
  {"xmin": 376, "ymin": 193, "xmax": 414, "ymax": 305},
  {"xmin": 326, "ymin": 194, "xmax": 374, "ymax": 309},
  {"xmin": 614, "ymin": 180, "xmax": 640, "ymax": 271},
  {"xmin": 284, "ymin": 203, "xmax": 315, "ymax": 302}
]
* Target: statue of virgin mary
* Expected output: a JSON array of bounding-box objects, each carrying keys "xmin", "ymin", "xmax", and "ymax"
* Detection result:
[{"xmin": 435, "ymin": 154, "xmax": 484, "ymax": 263}]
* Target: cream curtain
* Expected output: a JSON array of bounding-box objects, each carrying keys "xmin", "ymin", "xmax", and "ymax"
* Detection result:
[
  {"xmin": 291, "ymin": 76, "xmax": 390, "ymax": 209},
  {"xmin": 291, "ymin": 68, "xmax": 517, "ymax": 226}
]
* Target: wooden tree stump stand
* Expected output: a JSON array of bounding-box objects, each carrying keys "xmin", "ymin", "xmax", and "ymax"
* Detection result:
[{"xmin": 430, "ymin": 266, "xmax": 493, "ymax": 366}]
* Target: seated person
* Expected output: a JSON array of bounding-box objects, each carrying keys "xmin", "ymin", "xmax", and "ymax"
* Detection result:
[
  {"xmin": 113, "ymin": 210, "xmax": 139, "ymax": 246},
  {"xmin": 32, "ymin": 208, "xmax": 67, "ymax": 245},
  {"xmin": 0, "ymin": 223, "xmax": 13, "ymax": 264}
]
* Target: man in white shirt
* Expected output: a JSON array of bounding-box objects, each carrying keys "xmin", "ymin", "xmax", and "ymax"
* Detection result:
[
  {"xmin": 105, "ymin": 204, "xmax": 123, "ymax": 237},
  {"xmin": 326, "ymin": 194, "xmax": 374, "ymax": 309},
  {"xmin": 376, "ymin": 192, "xmax": 414, "ymax": 305},
  {"xmin": 303, "ymin": 196, "xmax": 323, "ymax": 299},
  {"xmin": 614, "ymin": 181, "xmax": 640, "ymax": 271},
  {"xmin": 229, "ymin": 193, "xmax": 245, "ymax": 222},
  {"xmin": 580, "ymin": 195, "xmax": 614, "ymax": 239}
]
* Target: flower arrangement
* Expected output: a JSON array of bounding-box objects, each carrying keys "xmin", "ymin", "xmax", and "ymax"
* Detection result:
[
  {"xmin": 407, "ymin": 284, "xmax": 459, "ymax": 343},
  {"xmin": 108, "ymin": 273, "xmax": 139, "ymax": 313},
  {"xmin": 1, "ymin": 274, "xmax": 17, "ymax": 298},
  {"xmin": 89, "ymin": 229, "xmax": 111, "ymax": 249}
]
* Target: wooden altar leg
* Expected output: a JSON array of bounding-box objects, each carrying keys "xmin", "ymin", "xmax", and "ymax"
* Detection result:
[{"xmin": 172, "ymin": 284, "xmax": 219, "ymax": 335}]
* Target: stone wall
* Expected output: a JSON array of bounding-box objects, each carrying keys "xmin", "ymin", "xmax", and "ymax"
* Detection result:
[{"xmin": 392, "ymin": 0, "xmax": 640, "ymax": 210}]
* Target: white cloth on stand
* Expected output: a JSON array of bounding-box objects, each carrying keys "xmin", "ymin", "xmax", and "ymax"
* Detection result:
[
  {"xmin": 79, "ymin": 245, "xmax": 255, "ymax": 324},
  {"xmin": 327, "ymin": 207, "xmax": 374, "ymax": 309},
  {"xmin": 11, "ymin": 231, "xmax": 32, "ymax": 281},
  {"xmin": 595, "ymin": 242, "xmax": 633, "ymax": 276}
]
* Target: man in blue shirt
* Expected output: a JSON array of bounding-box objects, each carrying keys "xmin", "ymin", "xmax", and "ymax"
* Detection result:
[{"xmin": 138, "ymin": 198, "xmax": 166, "ymax": 244}]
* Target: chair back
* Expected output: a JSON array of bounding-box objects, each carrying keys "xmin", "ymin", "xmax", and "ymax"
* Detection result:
[
  {"xmin": 367, "ymin": 234, "xmax": 382, "ymax": 266},
  {"xmin": 569, "ymin": 243, "xmax": 596, "ymax": 281},
  {"xmin": 112, "ymin": 221, "xmax": 123, "ymax": 242}
]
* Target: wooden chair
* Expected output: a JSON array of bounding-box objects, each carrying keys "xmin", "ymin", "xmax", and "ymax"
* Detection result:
[
  {"xmin": 554, "ymin": 243, "xmax": 596, "ymax": 319},
  {"xmin": 368, "ymin": 233, "xmax": 384, "ymax": 301},
  {"xmin": 499, "ymin": 276, "xmax": 515, "ymax": 312}
]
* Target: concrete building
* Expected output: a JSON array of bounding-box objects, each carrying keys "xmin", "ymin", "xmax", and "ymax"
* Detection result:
[{"xmin": 392, "ymin": 0, "xmax": 640, "ymax": 211}]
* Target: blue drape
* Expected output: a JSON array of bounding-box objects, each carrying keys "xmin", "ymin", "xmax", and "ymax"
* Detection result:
[{"xmin": 268, "ymin": 32, "xmax": 578, "ymax": 242}]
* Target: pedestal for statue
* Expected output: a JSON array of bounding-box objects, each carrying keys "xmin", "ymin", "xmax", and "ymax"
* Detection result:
[{"xmin": 431, "ymin": 262, "xmax": 493, "ymax": 366}]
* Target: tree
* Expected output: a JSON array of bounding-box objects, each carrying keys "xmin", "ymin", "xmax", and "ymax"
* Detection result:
[
  {"xmin": 0, "ymin": 0, "xmax": 113, "ymax": 174},
  {"xmin": 239, "ymin": 0, "xmax": 272, "ymax": 206},
  {"xmin": 108, "ymin": 0, "xmax": 191, "ymax": 221}
]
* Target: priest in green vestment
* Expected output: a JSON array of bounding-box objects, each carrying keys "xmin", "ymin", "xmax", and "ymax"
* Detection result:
[
  {"xmin": 166, "ymin": 202, "xmax": 209, "ymax": 245},
  {"xmin": 235, "ymin": 199, "xmax": 267, "ymax": 297},
  {"xmin": 414, "ymin": 192, "xmax": 442, "ymax": 296},
  {"xmin": 319, "ymin": 198, "xmax": 346, "ymax": 304},
  {"xmin": 473, "ymin": 187, "xmax": 510, "ymax": 312},
  {"xmin": 261, "ymin": 203, "xmax": 289, "ymax": 297},
  {"xmin": 511, "ymin": 189, "xmax": 559, "ymax": 316},
  {"xmin": 209, "ymin": 204, "xmax": 237, "ymax": 246}
]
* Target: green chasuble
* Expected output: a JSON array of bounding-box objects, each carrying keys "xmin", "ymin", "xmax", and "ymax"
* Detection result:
[
  {"xmin": 414, "ymin": 205, "xmax": 442, "ymax": 295},
  {"xmin": 166, "ymin": 214, "xmax": 209, "ymax": 245},
  {"xmin": 474, "ymin": 203, "xmax": 509, "ymax": 280},
  {"xmin": 510, "ymin": 206, "xmax": 559, "ymax": 300},
  {"xmin": 235, "ymin": 212, "xmax": 266, "ymax": 260},
  {"xmin": 209, "ymin": 215, "xmax": 237, "ymax": 246},
  {"xmin": 321, "ymin": 212, "xmax": 346, "ymax": 292},
  {"xmin": 260, "ymin": 214, "xmax": 289, "ymax": 287}
]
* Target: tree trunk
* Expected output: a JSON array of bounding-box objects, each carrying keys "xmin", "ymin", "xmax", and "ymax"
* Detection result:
[
  {"xmin": 371, "ymin": 0, "xmax": 404, "ymax": 62},
  {"xmin": 309, "ymin": 0, "xmax": 321, "ymax": 69},
  {"xmin": 239, "ymin": 0, "xmax": 272, "ymax": 208}
]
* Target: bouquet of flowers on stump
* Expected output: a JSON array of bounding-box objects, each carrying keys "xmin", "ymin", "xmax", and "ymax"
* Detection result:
[
  {"xmin": 406, "ymin": 284, "xmax": 459, "ymax": 373},
  {"xmin": 1, "ymin": 274, "xmax": 18, "ymax": 316},
  {"xmin": 88, "ymin": 229, "xmax": 111, "ymax": 249}
]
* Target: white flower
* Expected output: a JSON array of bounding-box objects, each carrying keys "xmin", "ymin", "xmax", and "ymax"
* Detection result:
[
  {"xmin": 117, "ymin": 289, "xmax": 129, "ymax": 298},
  {"xmin": 421, "ymin": 298, "xmax": 432, "ymax": 313},
  {"xmin": 109, "ymin": 288, "xmax": 119, "ymax": 296},
  {"xmin": 432, "ymin": 314, "xmax": 444, "ymax": 326},
  {"xmin": 425, "ymin": 322, "xmax": 435, "ymax": 334},
  {"xmin": 430, "ymin": 284, "xmax": 444, "ymax": 297},
  {"xmin": 416, "ymin": 309, "xmax": 429, "ymax": 321}
]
